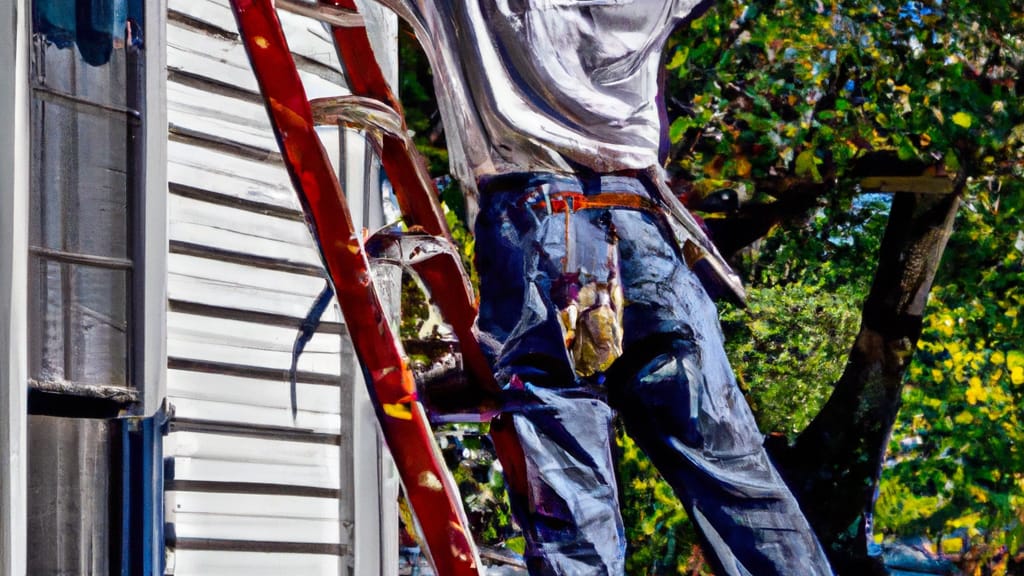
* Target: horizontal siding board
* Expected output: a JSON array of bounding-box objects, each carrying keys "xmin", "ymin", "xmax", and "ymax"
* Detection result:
[
  {"xmin": 167, "ymin": 82, "xmax": 277, "ymax": 153},
  {"xmin": 167, "ymin": 312, "xmax": 343, "ymax": 374},
  {"xmin": 167, "ymin": 312, "xmax": 342, "ymax": 355},
  {"xmin": 168, "ymin": 23, "xmax": 344, "ymax": 99},
  {"xmin": 168, "ymin": 397, "xmax": 341, "ymax": 434},
  {"xmin": 168, "ymin": 273, "xmax": 338, "ymax": 321},
  {"xmin": 168, "ymin": 300, "xmax": 344, "ymax": 335},
  {"xmin": 168, "ymin": 358, "xmax": 342, "ymax": 387},
  {"xmin": 170, "ymin": 514, "xmax": 340, "ymax": 545},
  {"xmin": 167, "ymin": 340, "xmax": 339, "ymax": 376},
  {"xmin": 166, "ymin": 434, "xmax": 340, "ymax": 489},
  {"xmin": 169, "ymin": 195, "xmax": 322, "ymax": 266},
  {"xmin": 170, "ymin": 194, "xmax": 311, "ymax": 246},
  {"xmin": 167, "ymin": 369, "xmax": 342, "ymax": 410},
  {"xmin": 169, "ymin": 124, "xmax": 283, "ymax": 164},
  {"xmin": 168, "ymin": 25, "xmax": 259, "ymax": 93},
  {"xmin": 169, "ymin": 492, "xmax": 339, "ymax": 523},
  {"xmin": 168, "ymin": 457, "xmax": 339, "ymax": 489},
  {"xmin": 168, "ymin": 431, "xmax": 341, "ymax": 462},
  {"xmin": 170, "ymin": 550, "xmax": 341, "ymax": 576},
  {"xmin": 169, "ymin": 182, "xmax": 304, "ymax": 221},
  {"xmin": 167, "ymin": 480, "xmax": 340, "ymax": 499},
  {"xmin": 168, "ymin": 252, "xmax": 328, "ymax": 295},
  {"xmin": 169, "ymin": 221, "xmax": 322, "ymax": 270},
  {"xmin": 169, "ymin": 140, "xmax": 298, "ymax": 209},
  {"xmin": 170, "ymin": 240, "xmax": 324, "ymax": 277},
  {"xmin": 167, "ymin": 0, "xmax": 342, "ymax": 72}
]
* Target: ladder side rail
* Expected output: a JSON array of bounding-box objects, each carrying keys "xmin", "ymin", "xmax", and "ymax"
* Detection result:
[
  {"xmin": 226, "ymin": 2, "xmax": 482, "ymax": 574},
  {"xmin": 317, "ymin": 3, "xmax": 501, "ymax": 395}
]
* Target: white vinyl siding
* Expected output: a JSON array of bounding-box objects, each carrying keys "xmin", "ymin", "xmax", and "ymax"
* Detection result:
[{"xmin": 162, "ymin": 1, "xmax": 396, "ymax": 574}]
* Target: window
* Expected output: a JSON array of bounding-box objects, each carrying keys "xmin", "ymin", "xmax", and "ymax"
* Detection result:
[
  {"xmin": 28, "ymin": 0, "xmax": 145, "ymax": 414},
  {"xmin": 24, "ymin": 2, "xmax": 162, "ymax": 574}
]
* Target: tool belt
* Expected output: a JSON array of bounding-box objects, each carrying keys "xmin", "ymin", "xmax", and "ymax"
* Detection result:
[{"xmin": 517, "ymin": 185, "xmax": 747, "ymax": 307}]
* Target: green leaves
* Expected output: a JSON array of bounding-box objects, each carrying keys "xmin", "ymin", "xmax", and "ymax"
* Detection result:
[
  {"xmin": 795, "ymin": 149, "xmax": 823, "ymax": 182},
  {"xmin": 666, "ymin": 0, "xmax": 1023, "ymax": 187},
  {"xmin": 878, "ymin": 181, "xmax": 1024, "ymax": 561}
]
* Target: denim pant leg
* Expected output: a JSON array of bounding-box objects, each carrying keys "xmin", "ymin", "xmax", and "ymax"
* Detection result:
[
  {"xmin": 476, "ymin": 180, "xmax": 626, "ymax": 575},
  {"xmin": 610, "ymin": 209, "xmax": 833, "ymax": 576}
]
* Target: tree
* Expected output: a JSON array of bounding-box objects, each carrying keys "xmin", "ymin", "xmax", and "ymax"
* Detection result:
[
  {"xmin": 876, "ymin": 181, "xmax": 1024, "ymax": 573},
  {"xmin": 658, "ymin": 0, "xmax": 1023, "ymax": 571},
  {"xmin": 395, "ymin": 0, "xmax": 1024, "ymax": 572}
]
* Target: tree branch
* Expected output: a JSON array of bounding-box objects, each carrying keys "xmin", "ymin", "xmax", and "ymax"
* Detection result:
[{"xmin": 765, "ymin": 182, "xmax": 963, "ymax": 572}]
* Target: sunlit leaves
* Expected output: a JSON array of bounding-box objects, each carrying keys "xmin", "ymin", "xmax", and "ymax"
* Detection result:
[
  {"xmin": 665, "ymin": 0, "xmax": 1024, "ymax": 188},
  {"xmin": 878, "ymin": 181, "xmax": 1024, "ymax": 561}
]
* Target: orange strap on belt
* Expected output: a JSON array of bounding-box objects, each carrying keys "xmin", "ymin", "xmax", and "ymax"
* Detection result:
[{"xmin": 531, "ymin": 191, "xmax": 662, "ymax": 214}]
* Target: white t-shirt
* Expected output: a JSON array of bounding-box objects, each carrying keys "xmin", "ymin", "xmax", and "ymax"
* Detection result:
[{"xmin": 378, "ymin": 0, "xmax": 708, "ymax": 189}]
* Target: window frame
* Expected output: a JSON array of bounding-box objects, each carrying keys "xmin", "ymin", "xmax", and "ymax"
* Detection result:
[
  {"xmin": 1, "ymin": 0, "xmax": 167, "ymax": 572},
  {"xmin": 23, "ymin": 0, "xmax": 166, "ymax": 418}
]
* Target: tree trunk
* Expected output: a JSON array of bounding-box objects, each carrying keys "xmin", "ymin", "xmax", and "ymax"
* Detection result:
[{"xmin": 765, "ymin": 189, "xmax": 962, "ymax": 573}]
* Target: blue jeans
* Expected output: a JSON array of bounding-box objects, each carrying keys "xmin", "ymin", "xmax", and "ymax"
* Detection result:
[{"xmin": 475, "ymin": 173, "xmax": 832, "ymax": 575}]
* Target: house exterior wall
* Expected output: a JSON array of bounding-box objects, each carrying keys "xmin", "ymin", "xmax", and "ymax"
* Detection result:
[{"xmin": 1, "ymin": 1, "xmax": 397, "ymax": 573}]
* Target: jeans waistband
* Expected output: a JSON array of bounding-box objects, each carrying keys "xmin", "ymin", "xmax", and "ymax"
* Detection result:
[{"xmin": 477, "ymin": 172, "xmax": 652, "ymax": 198}]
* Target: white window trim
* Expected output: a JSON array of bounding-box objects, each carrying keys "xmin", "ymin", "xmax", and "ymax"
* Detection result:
[
  {"xmin": 1, "ymin": 0, "xmax": 168, "ymax": 568},
  {"xmin": 141, "ymin": 0, "xmax": 169, "ymax": 418},
  {"xmin": 0, "ymin": 2, "xmax": 30, "ymax": 572}
]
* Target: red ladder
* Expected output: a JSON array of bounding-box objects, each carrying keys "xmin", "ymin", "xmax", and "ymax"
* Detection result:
[{"xmin": 227, "ymin": 1, "xmax": 499, "ymax": 573}]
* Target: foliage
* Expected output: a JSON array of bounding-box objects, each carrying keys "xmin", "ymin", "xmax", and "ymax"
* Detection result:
[
  {"xmin": 876, "ymin": 180, "xmax": 1024, "ymax": 565},
  {"xmin": 736, "ymin": 193, "xmax": 888, "ymax": 292},
  {"xmin": 398, "ymin": 21, "xmax": 448, "ymax": 175},
  {"xmin": 721, "ymin": 282, "xmax": 862, "ymax": 437},
  {"xmin": 665, "ymin": 0, "xmax": 1024, "ymax": 190},
  {"xmin": 437, "ymin": 426, "xmax": 521, "ymax": 548},
  {"xmin": 614, "ymin": 0, "xmax": 1024, "ymax": 569},
  {"xmin": 618, "ymin": 430, "xmax": 712, "ymax": 575}
]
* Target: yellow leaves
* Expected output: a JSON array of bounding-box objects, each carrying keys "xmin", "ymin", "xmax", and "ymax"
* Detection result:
[
  {"xmin": 941, "ymin": 538, "xmax": 963, "ymax": 555},
  {"xmin": 968, "ymin": 485, "xmax": 989, "ymax": 504},
  {"xmin": 1009, "ymin": 351, "xmax": 1024, "ymax": 386},
  {"xmin": 935, "ymin": 314, "xmax": 957, "ymax": 337},
  {"xmin": 966, "ymin": 376, "xmax": 987, "ymax": 405},
  {"xmin": 952, "ymin": 111, "xmax": 973, "ymax": 128},
  {"xmin": 992, "ymin": 350, "xmax": 1006, "ymax": 365},
  {"xmin": 920, "ymin": 133, "xmax": 932, "ymax": 148},
  {"xmin": 955, "ymin": 411, "xmax": 974, "ymax": 424},
  {"xmin": 946, "ymin": 511, "xmax": 982, "ymax": 535},
  {"xmin": 893, "ymin": 84, "xmax": 912, "ymax": 94},
  {"xmin": 735, "ymin": 156, "xmax": 752, "ymax": 179},
  {"xmin": 795, "ymin": 149, "xmax": 823, "ymax": 182},
  {"xmin": 666, "ymin": 47, "xmax": 688, "ymax": 70}
]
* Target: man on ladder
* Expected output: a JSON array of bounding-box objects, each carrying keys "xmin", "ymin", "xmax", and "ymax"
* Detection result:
[{"xmin": 369, "ymin": 0, "xmax": 835, "ymax": 574}]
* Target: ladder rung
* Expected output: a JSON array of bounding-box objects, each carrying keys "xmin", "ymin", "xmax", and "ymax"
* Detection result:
[
  {"xmin": 275, "ymin": 0, "xmax": 364, "ymax": 28},
  {"xmin": 310, "ymin": 95, "xmax": 404, "ymax": 137}
]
